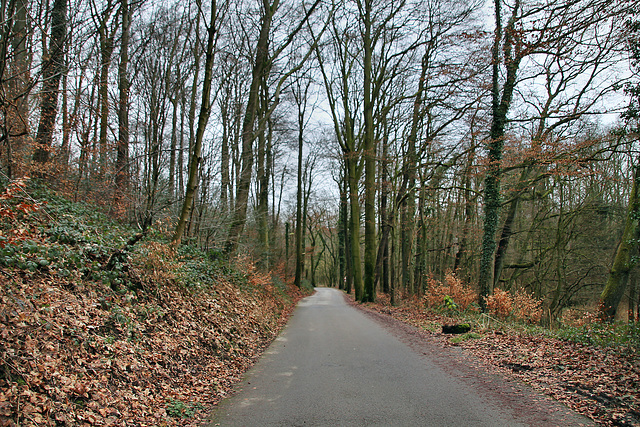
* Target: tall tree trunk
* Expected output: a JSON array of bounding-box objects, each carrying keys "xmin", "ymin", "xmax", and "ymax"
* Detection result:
[
  {"xmin": 343, "ymin": 170, "xmax": 353, "ymax": 294},
  {"xmin": 414, "ymin": 175, "xmax": 426, "ymax": 292},
  {"xmin": 6, "ymin": 0, "xmax": 30, "ymax": 178},
  {"xmin": 294, "ymin": 104, "xmax": 305, "ymax": 288},
  {"xmin": 98, "ymin": 19, "xmax": 115, "ymax": 176},
  {"xmin": 169, "ymin": 96, "xmax": 178, "ymax": 199},
  {"xmin": 115, "ymin": 0, "xmax": 130, "ymax": 207},
  {"xmin": 362, "ymin": 0, "xmax": 376, "ymax": 303},
  {"xmin": 59, "ymin": 63, "xmax": 69, "ymax": 169},
  {"xmin": 293, "ymin": 74, "xmax": 311, "ymax": 287},
  {"xmin": 338, "ymin": 174, "xmax": 347, "ymax": 290},
  {"xmin": 347, "ymin": 155, "xmax": 364, "ymax": 301},
  {"xmin": 301, "ymin": 160, "xmax": 313, "ymax": 285},
  {"xmin": 220, "ymin": 88, "xmax": 231, "ymax": 212},
  {"xmin": 400, "ymin": 53, "xmax": 428, "ymax": 295},
  {"xmin": 33, "ymin": 0, "xmax": 67, "ymax": 169},
  {"xmin": 225, "ymin": 0, "xmax": 274, "ymax": 253},
  {"xmin": 493, "ymin": 167, "xmax": 529, "ymax": 287},
  {"xmin": 265, "ymin": 119, "xmax": 273, "ymax": 251},
  {"xmin": 256, "ymin": 81, "xmax": 270, "ymax": 264},
  {"xmin": 601, "ymin": 162, "xmax": 640, "ymax": 320},
  {"xmin": 172, "ymin": 0, "xmax": 218, "ymax": 247},
  {"xmin": 454, "ymin": 141, "xmax": 477, "ymax": 272},
  {"xmin": 477, "ymin": 0, "xmax": 521, "ymax": 310},
  {"xmin": 376, "ymin": 131, "xmax": 390, "ymax": 294}
]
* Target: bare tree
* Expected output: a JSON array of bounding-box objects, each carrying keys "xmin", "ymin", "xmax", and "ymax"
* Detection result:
[
  {"xmin": 0, "ymin": 0, "xmax": 31, "ymax": 178},
  {"xmin": 224, "ymin": 0, "xmax": 324, "ymax": 254},
  {"xmin": 33, "ymin": 0, "xmax": 67, "ymax": 170},
  {"xmin": 601, "ymin": 10, "xmax": 640, "ymax": 319},
  {"xmin": 477, "ymin": 0, "xmax": 628, "ymax": 309},
  {"xmin": 173, "ymin": 0, "xmax": 222, "ymax": 246},
  {"xmin": 115, "ymin": 0, "xmax": 132, "ymax": 209}
]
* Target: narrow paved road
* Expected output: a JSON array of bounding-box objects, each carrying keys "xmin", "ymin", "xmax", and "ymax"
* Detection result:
[{"xmin": 209, "ymin": 288, "xmax": 591, "ymax": 426}]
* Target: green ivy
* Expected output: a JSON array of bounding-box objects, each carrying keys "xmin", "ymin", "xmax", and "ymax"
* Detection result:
[
  {"xmin": 556, "ymin": 322, "xmax": 640, "ymax": 352},
  {"xmin": 166, "ymin": 399, "xmax": 202, "ymax": 418}
]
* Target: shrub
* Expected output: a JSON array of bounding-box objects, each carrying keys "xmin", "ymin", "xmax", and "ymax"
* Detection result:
[
  {"xmin": 424, "ymin": 272, "xmax": 478, "ymax": 311},
  {"xmin": 512, "ymin": 288, "xmax": 543, "ymax": 323},
  {"xmin": 486, "ymin": 288, "xmax": 543, "ymax": 323},
  {"xmin": 486, "ymin": 288, "xmax": 512, "ymax": 319},
  {"xmin": 560, "ymin": 308, "xmax": 599, "ymax": 327}
]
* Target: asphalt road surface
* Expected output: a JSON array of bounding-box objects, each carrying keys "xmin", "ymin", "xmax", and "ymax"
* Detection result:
[{"xmin": 209, "ymin": 288, "xmax": 592, "ymax": 426}]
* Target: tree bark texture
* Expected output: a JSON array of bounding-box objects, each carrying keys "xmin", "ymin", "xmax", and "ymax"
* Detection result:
[
  {"xmin": 601, "ymin": 162, "xmax": 640, "ymax": 319},
  {"xmin": 362, "ymin": 0, "xmax": 376, "ymax": 303},
  {"xmin": 225, "ymin": 0, "xmax": 274, "ymax": 254},
  {"xmin": 295, "ymin": 102, "xmax": 304, "ymax": 287},
  {"xmin": 172, "ymin": 1, "xmax": 217, "ymax": 247},
  {"xmin": 33, "ymin": 0, "xmax": 67, "ymax": 168},
  {"xmin": 477, "ymin": 0, "xmax": 521, "ymax": 310},
  {"xmin": 115, "ymin": 0, "xmax": 131, "ymax": 205},
  {"xmin": 4, "ymin": 0, "xmax": 30, "ymax": 178}
]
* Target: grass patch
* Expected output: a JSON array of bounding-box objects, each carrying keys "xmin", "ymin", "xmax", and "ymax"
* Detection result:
[
  {"xmin": 554, "ymin": 321, "xmax": 640, "ymax": 352},
  {"xmin": 449, "ymin": 332, "xmax": 483, "ymax": 344}
]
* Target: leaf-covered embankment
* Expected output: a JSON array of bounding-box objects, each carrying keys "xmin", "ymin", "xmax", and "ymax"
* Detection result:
[
  {"xmin": 0, "ymin": 181, "xmax": 307, "ymax": 426},
  {"xmin": 1, "ymin": 259, "xmax": 304, "ymax": 426}
]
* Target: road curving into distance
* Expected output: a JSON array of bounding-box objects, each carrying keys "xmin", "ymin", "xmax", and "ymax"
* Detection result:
[{"xmin": 208, "ymin": 287, "xmax": 593, "ymax": 426}]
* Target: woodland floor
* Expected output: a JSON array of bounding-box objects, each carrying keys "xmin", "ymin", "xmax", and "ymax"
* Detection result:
[
  {"xmin": 356, "ymin": 293, "xmax": 640, "ymax": 427},
  {"xmin": 0, "ymin": 264, "xmax": 307, "ymax": 427},
  {"xmin": 3, "ymin": 266, "xmax": 638, "ymax": 427}
]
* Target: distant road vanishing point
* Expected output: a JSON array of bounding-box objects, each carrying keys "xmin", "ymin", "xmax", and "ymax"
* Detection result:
[{"xmin": 208, "ymin": 287, "xmax": 592, "ymax": 427}]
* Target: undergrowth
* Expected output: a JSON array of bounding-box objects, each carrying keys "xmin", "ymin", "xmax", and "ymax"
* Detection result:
[
  {"xmin": 0, "ymin": 178, "xmax": 264, "ymax": 293},
  {"xmin": 0, "ymin": 177, "xmax": 134, "ymax": 289},
  {"xmin": 407, "ymin": 271, "xmax": 638, "ymax": 353},
  {"xmin": 0, "ymin": 178, "xmax": 307, "ymax": 426},
  {"xmin": 554, "ymin": 321, "xmax": 640, "ymax": 352}
]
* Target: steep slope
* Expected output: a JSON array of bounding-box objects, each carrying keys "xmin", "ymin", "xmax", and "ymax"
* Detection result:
[{"xmin": 0, "ymin": 180, "xmax": 305, "ymax": 426}]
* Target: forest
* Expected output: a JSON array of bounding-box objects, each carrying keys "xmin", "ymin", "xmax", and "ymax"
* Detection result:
[{"xmin": 1, "ymin": 0, "xmax": 639, "ymax": 324}]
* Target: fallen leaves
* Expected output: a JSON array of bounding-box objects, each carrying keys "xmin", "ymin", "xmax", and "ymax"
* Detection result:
[
  {"xmin": 363, "ymin": 296, "xmax": 640, "ymax": 426},
  {"xmin": 0, "ymin": 264, "xmax": 305, "ymax": 426}
]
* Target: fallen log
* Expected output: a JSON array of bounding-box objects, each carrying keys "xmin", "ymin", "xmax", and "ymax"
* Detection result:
[{"xmin": 442, "ymin": 323, "xmax": 471, "ymax": 334}]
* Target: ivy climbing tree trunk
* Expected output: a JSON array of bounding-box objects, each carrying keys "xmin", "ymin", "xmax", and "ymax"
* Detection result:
[
  {"xmin": 601, "ymin": 9, "xmax": 640, "ymax": 320},
  {"xmin": 477, "ymin": 0, "xmax": 521, "ymax": 310},
  {"xmin": 601, "ymin": 12, "xmax": 640, "ymax": 319}
]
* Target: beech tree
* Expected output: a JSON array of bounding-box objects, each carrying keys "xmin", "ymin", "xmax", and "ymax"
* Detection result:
[
  {"xmin": 4, "ymin": 0, "xmax": 637, "ymax": 329},
  {"xmin": 115, "ymin": 0, "xmax": 131, "ymax": 207},
  {"xmin": 224, "ymin": 0, "xmax": 323, "ymax": 254},
  {"xmin": 33, "ymin": 0, "xmax": 67, "ymax": 169},
  {"xmin": 0, "ymin": 0, "xmax": 31, "ymax": 178},
  {"xmin": 600, "ymin": 9, "xmax": 640, "ymax": 320},
  {"xmin": 291, "ymin": 70, "xmax": 314, "ymax": 287},
  {"xmin": 172, "ymin": 0, "xmax": 221, "ymax": 247},
  {"xmin": 477, "ymin": 0, "xmax": 628, "ymax": 309}
]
